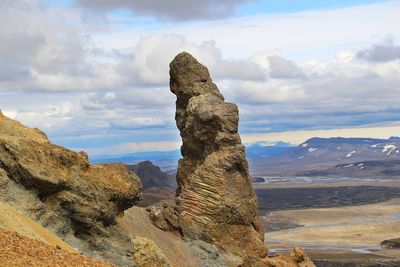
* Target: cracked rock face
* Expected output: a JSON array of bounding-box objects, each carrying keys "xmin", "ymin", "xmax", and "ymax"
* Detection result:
[
  {"xmin": 164, "ymin": 52, "xmax": 267, "ymax": 260},
  {"xmin": 0, "ymin": 113, "xmax": 142, "ymax": 266},
  {"xmin": 152, "ymin": 52, "xmax": 316, "ymax": 267}
]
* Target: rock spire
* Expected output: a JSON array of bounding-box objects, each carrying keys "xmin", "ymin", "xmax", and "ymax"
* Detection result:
[{"xmin": 153, "ymin": 52, "xmax": 266, "ymax": 262}]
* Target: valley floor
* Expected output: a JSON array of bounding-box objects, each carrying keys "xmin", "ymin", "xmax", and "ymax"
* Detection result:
[{"xmin": 256, "ymin": 181, "xmax": 400, "ymax": 263}]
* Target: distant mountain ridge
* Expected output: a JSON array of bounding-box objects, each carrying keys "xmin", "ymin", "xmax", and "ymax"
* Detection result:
[
  {"xmin": 127, "ymin": 161, "xmax": 177, "ymax": 190},
  {"xmin": 300, "ymin": 160, "xmax": 400, "ymax": 178},
  {"xmin": 91, "ymin": 150, "xmax": 181, "ymax": 172},
  {"xmin": 250, "ymin": 137, "xmax": 400, "ymax": 176},
  {"xmin": 91, "ymin": 141, "xmax": 294, "ymax": 171},
  {"xmin": 127, "ymin": 161, "xmax": 177, "ymax": 207},
  {"xmin": 245, "ymin": 141, "xmax": 293, "ymax": 159},
  {"xmin": 91, "ymin": 136, "xmax": 400, "ymax": 178}
]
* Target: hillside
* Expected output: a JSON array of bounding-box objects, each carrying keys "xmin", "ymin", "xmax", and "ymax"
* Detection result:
[
  {"xmin": 251, "ymin": 137, "xmax": 400, "ymax": 176},
  {"xmin": 0, "ymin": 229, "xmax": 113, "ymax": 267},
  {"xmin": 300, "ymin": 160, "xmax": 400, "ymax": 178},
  {"xmin": 127, "ymin": 161, "xmax": 177, "ymax": 189},
  {"xmin": 127, "ymin": 161, "xmax": 177, "ymax": 207},
  {"xmin": 0, "ymin": 201, "xmax": 74, "ymax": 253}
]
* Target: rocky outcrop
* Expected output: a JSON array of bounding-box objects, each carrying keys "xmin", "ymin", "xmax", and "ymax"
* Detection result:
[
  {"xmin": 150, "ymin": 52, "xmax": 315, "ymax": 266},
  {"xmin": 132, "ymin": 236, "xmax": 172, "ymax": 267},
  {"xmin": 264, "ymin": 247, "xmax": 315, "ymax": 267},
  {"xmin": 150, "ymin": 52, "xmax": 264, "ymax": 263},
  {"xmin": 381, "ymin": 238, "xmax": 400, "ymax": 249},
  {"xmin": 0, "ymin": 113, "xmax": 142, "ymax": 266},
  {"xmin": 170, "ymin": 52, "xmax": 265, "ymax": 259}
]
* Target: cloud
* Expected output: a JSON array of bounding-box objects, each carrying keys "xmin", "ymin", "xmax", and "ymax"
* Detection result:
[
  {"xmin": 2, "ymin": 1, "xmax": 400, "ymax": 156},
  {"xmin": 357, "ymin": 38, "xmax": 400, "ymax": 62},
  {"xmin": 75, "ymin": 0, "xmax": 256, "ymax": 21},
  {"xmin": 118, "ymin": 34, "xmax": 267, "ymax": 86},
  {"xmin": 3, "ymin": 38, "xmax": 400, "ymax": 154},
  {"xmin": 242, "ymin": 125, "xmax": 400, "ymax": 145},
  {"xmin": 155, "ymin": 1, "xmax": 400, "ymax": 60},
  {"xmin": 222, "ymin": 43, "xmax": 400, "ymax": 134},
  {"xmin": 0, "ymin": 0, "xmax": 123, "ymax": 92},
  {"xmin": 267, "ymin": 55, "xmax": 304, "ymax": 79}
]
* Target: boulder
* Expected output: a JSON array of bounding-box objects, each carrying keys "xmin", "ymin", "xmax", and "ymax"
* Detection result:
[
  {"xmin": 132, "ymin": 236, "xmax": 172, "ymax": 267},
  {"xmin": 381, "ymin": 238, "xmax": 400, "ymax": 249},
  {"xmin": 0, "ymin": 114, "xmax": 142, "ymax": 266}
]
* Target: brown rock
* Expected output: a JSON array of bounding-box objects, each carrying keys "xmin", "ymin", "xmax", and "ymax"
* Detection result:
[
  {"xmin": 263, "ymin": 247, "xmax": 316, "ymax": 267},
  {"xmin": 151, "ymin": 52, "xmax": 266, "ymax": 262},
  {"xmin": 132, "ymin": 236, "xmax": 172, "ymax": 267},
  {"xmin": 149, "ymin": 52, "xmax": 315, "ymax": 267},
  {"xmin": 0, "ymin": 114, "xmax": 142, "ymax": 266},
  {"xmin": 381, "ymin": 238, "xmax": 400, "ymax": 249}
]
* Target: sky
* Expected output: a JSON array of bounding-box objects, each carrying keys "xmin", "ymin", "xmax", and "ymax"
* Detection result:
[{"xmin": 1, "ymin": 0, "xmax": 400, "ymax": 156}]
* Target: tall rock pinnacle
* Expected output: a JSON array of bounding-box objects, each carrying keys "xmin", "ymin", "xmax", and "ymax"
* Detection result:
[
  {"xmin": 150, "ymin": 52, "xmax": 315, "ymax": 266},
  {"xmin": 169, "ymin": 52, "xmax": 266, "ymax": 260}
]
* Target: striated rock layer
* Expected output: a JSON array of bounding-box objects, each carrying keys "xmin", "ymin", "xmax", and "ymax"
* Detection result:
[
  {"xmin": 150, "ymin": 52, "xmax": 315, "ymax": 266},
  {"xmin": 151, "ymin": 52, "xmax": 266, "ymax": 263},
  {"xmin": 0, "ymin": 111, "xmax": 142, "ymax": 266}
]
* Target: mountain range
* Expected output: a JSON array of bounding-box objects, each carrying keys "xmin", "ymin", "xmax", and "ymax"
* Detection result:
[
  {"xmin": 93, "ymin": 137, "xmax": 400, "ymax": 178},
  {"xmin": 250, "ymin": 137, "xmax": 400, "ymax": 176},
  {"xmin": 91, "ymin": 141, "xmax": 294, "ymax": 172}
]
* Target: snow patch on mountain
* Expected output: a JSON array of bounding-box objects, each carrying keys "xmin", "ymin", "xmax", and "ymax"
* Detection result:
[
  {"xmin": 346, "ymin": 151, "xmax": 356, "ymax": 158},
  {"xmin": 383, "ymin": 144, "xmax": 397, "ymax": 155}
]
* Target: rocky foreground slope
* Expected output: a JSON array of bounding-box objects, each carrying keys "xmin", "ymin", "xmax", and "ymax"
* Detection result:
[
  {"xmin": 0, "ymin": 111, "xmax": 143, "ymax": 265},
  {"xmin": 0, "ymin": 201, "xmax": 74, "ymax": 252},
  {"xmin": 0, "ymin": 53, "xmax": 314, "ymax": 266},
  {"xmin": 0, "ymin": 229, "xmax": 113, "ymax": 267}
]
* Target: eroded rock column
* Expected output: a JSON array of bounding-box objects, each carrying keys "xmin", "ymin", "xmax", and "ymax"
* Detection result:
[{"xmin": 159, "ymin": 52, "xmax": 267, "ymax": 260}]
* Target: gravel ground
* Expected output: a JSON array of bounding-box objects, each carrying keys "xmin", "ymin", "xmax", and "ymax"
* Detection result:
[{"xmin": 0, "ymin": 229, "xmax": 114, "ymax": 267}]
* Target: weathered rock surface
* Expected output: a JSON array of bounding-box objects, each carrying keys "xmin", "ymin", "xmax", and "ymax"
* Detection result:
[
  {"xmin": 263, "ymin": 247, "xmax": 315, "ymax": 267},
  {"xmin": 150, "ymin": 52, "xmax": 315, "ymax": 266},
  {"xmin": 0, "ymin": 113, "xmax": 142, "ymax": 266},
  {"xmin": 381, "ymin": 238, "xmax": 400, "ymax": 249},
  {"xmin": 121, "ymin": 206, "xmax": 240, "ymax": 267},
  {"xmin": 151, "ymin": 52, "xmax": 263, "ymax": 263},
  {"xmin": 132, "ymin": 236, "xmax": 172, "ymax": 267},
  {"xmin": 170, "ymin": 52, "xmax": 265, "ymax": 259}
]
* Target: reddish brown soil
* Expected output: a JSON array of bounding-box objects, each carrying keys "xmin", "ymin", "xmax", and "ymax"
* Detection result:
[{"xmin": 0, "ymin": 229, "xmax": 114, "ymax": 267}]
